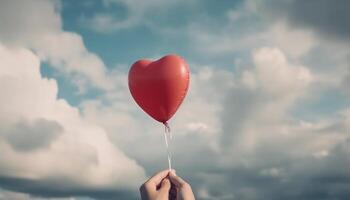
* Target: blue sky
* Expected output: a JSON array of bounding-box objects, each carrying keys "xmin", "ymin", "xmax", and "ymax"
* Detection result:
[
  {"xmin": 1, "ymin": 0, "xmax": 350, "ymax": 200},
  {"xmin": 60, "ymin": 0, "xmax": 242, "ymax": 66}
]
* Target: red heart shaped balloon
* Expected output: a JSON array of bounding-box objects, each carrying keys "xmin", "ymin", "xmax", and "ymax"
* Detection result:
[{"xmin": 128, "ymin": 54, "xmax": 190, "ymax": 123}]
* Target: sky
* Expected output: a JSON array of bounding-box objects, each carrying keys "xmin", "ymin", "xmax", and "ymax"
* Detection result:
[{"xmin": 0, "ymin": 0, "xmax": 350, "ymax": 199}]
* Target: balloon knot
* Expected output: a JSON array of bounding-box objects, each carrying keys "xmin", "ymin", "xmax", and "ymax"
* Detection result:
[{"xmin": 163, "ymin": 121, "xmax": 171, "ymax": 133}]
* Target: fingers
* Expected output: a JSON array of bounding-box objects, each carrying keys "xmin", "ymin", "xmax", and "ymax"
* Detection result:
[
  {"xmin": 169, "ymin": 171, "xmax": 187, "ymax": 188},
  {"xmin": 141, "ymin": 169, "xmax": 170, "ymax": 198},
  {"xmin": 158, "ymin": 178, "xmax": 171, "ymax": 195},
  {"xmin": 146, "ymin": 169, "xmax": 170, "ymax": 186}
]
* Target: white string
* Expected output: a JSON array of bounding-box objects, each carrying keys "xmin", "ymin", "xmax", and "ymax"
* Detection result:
[{"xmin": 163, "ymin": 122, "xmax": 172, "ymax": 171}]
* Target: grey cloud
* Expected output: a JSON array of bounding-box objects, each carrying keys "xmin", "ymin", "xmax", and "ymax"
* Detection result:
[
  {"xmin": 261, "ymin": 0, "xmax": 350, "ymax": 40},
  {"xmin": 220, "ymin": 87, "xmax": 259, "ymax": 148},
  {"xmin": 341, "ymin": 58, "xmax": 350, "ymax": 93},
  {"xmin": 188, "ymin": 138, "xmax": 350, "ymax": 200},
  {"xmin": 2, "ymin": 118, "xmax": 63, "ymax": 152},
  {"xmin": 0, "ymin": 176, "xmax": 137, "ymax": 200},
  {"xmin": 198, "ymin": 47, "xmax": 350, "ymax": 199}
]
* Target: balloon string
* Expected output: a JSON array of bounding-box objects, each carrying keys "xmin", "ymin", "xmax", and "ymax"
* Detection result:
[{"xmin": 163, "ymin": 122, "xmax": 172, "ymax": 171}]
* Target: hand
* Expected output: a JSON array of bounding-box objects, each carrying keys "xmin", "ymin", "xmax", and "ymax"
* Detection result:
[
  {"xmin": 140, "ymin": 169, "xmax": 172, "ymax": 200},
  {"xmin": 140, "ymin": 169, "xmax": 195, "ymax": 200}
]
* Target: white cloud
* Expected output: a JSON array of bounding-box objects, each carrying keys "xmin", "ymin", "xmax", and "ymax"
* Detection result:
[
  {"xmin": 188, "ymin": 16, "xmax": 317, "ymax": 60},
  {"xmin": 0, "ymin": 44, "xmax": 145, "ymax": 194},
  {"xmin": 267, "ymin": 22, "xmax": 316, "ymax": 58},
  {"xmin": 0, "ymin": 0, "xmax": 114, "ymax": 92},
  {"xmin": 219, "ymin": 47, "xmax": 350, "ymax": 173},
  {"xmin": 187, "ymin": 23, "xmax": 267, "ymax": 55},
  {"xmin": 220, "ymin": 47, "xmax": 320, "ymax": 157},
  {"xmin": 247, "ymin": 47, "xmax": 312, "ymax": 97},
  {"xmin": 185, "ymin": 47, "xmax": 350, "ymax": 199}
]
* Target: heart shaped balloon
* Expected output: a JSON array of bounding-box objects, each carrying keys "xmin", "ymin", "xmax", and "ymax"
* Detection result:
[{"xmin": 128, "ymin": 54, "xmax": 190, "ymax": 123}]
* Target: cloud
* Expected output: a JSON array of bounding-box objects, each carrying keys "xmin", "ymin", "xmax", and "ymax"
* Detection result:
[
  {"xmin": 336, "ymin": 56, "xmax": 350, "ymax": 94},
  {"xmin": 0, "ymin": 0, "xmax": 114, "ymax": 92},
  {"xmin": 232, "ymin": 0, "xmax": 350, "ymax": 62},
  {"xmin": 0, "ymin": 188, "xmax": 76, "ymax": 200},
  {"xmin": 186, "ymin": 9, "xmax": 317, "ymax": 60},
  {"xmin": 221, "ymin": 47, "xmax": 312, "ymax": 148},
  {"xmin": 266, "ymin": 22, "xmax": 316, "ymax": 58},
  {"xmin": 207, "ymin": 48, "xmax": 350, "ymax": 200},
  {"xmin": 258, "ymin": 0, "xmax": 350, "ymax": 41},
  {"xmin": 1, "ymin": 118, "xmax": 63, "ymax": 152},
  {"xmin": 0, "ymin": 44, "xmax": 145, "ymax": 198},
  {"xmin": 169, "ymin": 49, "xmax": 349, "ymax": 200}
]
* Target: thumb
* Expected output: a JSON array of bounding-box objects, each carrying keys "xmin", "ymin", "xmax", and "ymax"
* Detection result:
[{"xmin": 158, "ymin": 178, "xmax": 171, "ymax": 198}]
